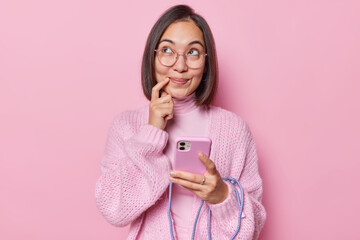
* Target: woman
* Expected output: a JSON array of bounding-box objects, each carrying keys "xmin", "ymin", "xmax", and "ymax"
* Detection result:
[{"xmin": 95, "ymin": 4, "xmax": 266, "ymax": 240}]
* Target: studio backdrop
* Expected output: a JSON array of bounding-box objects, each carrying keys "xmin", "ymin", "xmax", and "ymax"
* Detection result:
[{"xmin": 1, "ymin": 0, "xmax": 359, "ymax": 239}]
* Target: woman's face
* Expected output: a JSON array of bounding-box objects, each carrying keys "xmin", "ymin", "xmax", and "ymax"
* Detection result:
[{"xmin": 154, "ymin": 20, "xmax": 206, "ymax": 99}]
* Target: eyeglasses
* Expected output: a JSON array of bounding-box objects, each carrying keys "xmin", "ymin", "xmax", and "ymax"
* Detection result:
[{"xmin": 154, "ymin": 47, "xmax": 207, "ymax": 69}]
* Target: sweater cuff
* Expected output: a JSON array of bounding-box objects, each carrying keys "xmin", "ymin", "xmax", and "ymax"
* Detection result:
[
  {"xmin": 207, "ymin": 181, "xmax": 245, "ymax": 218},
  {"xmin": 135, "ymin": 124, "xmax": 169, "ymax": 151}
]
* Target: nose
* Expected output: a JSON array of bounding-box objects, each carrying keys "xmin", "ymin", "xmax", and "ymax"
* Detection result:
[{"xmin": 172, "ymin": 54, "xmax": 188, "ymax": 72}]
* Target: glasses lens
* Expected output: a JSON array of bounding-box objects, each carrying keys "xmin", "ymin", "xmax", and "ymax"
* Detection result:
[
  {"xmin": 156, "ymin": 48, "xmax": 206, "ymax": 69},
  {"xmin": 159, "ymin": 53, "xmax": 176, "ymax": 66},
  {"xmin": 186, "ymin": 55, "xmax": 205, "ymax": 69}
]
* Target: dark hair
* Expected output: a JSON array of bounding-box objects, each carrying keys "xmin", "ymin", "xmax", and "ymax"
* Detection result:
[{"xmin": 141, "ymin": 5, "xmax": 218, "ymax": 106}]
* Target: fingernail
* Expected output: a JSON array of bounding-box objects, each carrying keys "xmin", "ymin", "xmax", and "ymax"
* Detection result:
[
  {"xmin": 199, "ymin": 152, "xmax": 204, "ymax": 158},
  {"xmin": 169, "ymin": 177, "xmax": 175, "ymax": 182},
  {"xmin": 170, "ymin": 171, "xmax": 177, "ymax": 177}
]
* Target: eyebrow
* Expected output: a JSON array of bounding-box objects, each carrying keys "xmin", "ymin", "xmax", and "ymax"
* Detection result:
[{"xmin": 159, "ymin": 39, "xmax": 205, "ymax": 48}]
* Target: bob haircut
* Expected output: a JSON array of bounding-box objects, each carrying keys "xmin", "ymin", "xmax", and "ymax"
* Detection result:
[{"xmin": 141, "ymin": 5, "xmax": 218, "ymax": 106}]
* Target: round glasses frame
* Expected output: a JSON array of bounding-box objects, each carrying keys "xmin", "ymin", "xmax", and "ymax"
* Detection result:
[{"xmin": 154, "ymin": 49, "xmax": 207, "ymax": 69}]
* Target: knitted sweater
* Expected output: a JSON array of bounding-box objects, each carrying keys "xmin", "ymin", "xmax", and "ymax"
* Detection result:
[{"xmin": 94, "ymin": 105, "xmax": 266, "ymax": 239}]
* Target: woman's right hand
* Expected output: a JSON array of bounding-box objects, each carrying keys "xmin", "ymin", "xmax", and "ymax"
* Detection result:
[{"xmin": 148, "ymin": 78, "xmax": 174, "ymax": 130}]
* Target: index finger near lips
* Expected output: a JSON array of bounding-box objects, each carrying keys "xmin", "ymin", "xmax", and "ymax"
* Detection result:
[{"xmin": 151, "ymin": 78, "xmax": 170, "ymax": 100}]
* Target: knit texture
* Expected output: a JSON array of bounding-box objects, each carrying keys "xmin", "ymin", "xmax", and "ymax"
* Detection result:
[{"xmin": 94, "ymin": 105, "xmax": 266, "ymax": 239}]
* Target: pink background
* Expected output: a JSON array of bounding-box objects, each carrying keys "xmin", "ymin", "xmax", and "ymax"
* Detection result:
[{"xmin": 1, "ymin": 0, "xmax": 359, "ymax": 239}]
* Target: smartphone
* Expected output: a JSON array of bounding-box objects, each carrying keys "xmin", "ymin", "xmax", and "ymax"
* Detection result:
[{"xmin": 173, "ymin": 137, "xmax": 212, "ymax": 175}]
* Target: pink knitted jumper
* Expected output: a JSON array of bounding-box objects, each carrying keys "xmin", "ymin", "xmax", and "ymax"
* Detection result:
[{"xmin": 94, "ymin": 102, "xmax": 266, "ymax": 239}]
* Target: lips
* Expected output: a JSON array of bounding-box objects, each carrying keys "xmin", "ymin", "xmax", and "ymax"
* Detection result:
[{"xmin": 169, "ymin": 77, "xmax": 189, "ymax": 85}]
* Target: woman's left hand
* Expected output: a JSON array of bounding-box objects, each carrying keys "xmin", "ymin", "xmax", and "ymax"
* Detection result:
[{"xmin": 169, "ymin": 152, "xmax": 228, "ymax": 204}]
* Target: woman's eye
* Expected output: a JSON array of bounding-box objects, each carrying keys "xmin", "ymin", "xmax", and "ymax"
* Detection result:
[
  {"xmin": 188, "ymin": 49, "xmax": 199, "ymax": 56},
  {"xmin": 162, "ymin": 47, "xmax": 173, "ymax": 54}
]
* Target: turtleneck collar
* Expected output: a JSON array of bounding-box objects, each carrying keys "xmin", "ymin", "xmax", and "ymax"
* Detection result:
[{"xmin": 172, "ymin": 92, "xmax": 198, "ymax": 115}]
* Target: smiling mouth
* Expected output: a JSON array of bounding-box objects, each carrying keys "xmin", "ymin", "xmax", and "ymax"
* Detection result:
[{"xmin": 169, "ymin": 77, "xmax": 190, "ymax": 85}]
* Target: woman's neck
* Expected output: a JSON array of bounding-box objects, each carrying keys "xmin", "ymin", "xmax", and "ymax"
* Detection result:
[{"xmin": 172, "ymin": 92, "xmax": 198, "ymax": 115}]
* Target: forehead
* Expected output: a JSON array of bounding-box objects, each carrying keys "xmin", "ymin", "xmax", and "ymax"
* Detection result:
[{"xmin": 160, "ymin": 20, "xmax": 204, "ymax": 46}]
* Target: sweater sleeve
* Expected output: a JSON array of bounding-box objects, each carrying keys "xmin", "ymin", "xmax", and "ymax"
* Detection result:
[
  {"xmin": 94, "ymin": 113, "xmax": 171, "ymax": 227},
  {"xmin": 206, "ymin": 121, "xmax": 266, "ymax": 239}
]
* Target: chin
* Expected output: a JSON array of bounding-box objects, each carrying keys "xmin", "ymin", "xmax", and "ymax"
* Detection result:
[
  {"xmin": 169, "ymin": 92, "xmax": 186, "ymax": 99},
  {"xmin": 167, "ymin": 89, "xmax": 190, "ymax": 99}
]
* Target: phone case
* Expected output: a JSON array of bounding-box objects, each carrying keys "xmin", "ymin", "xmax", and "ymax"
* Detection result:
[{"xmin": 173, "ymin": 136, "xmax": 212, "ymax": 175}]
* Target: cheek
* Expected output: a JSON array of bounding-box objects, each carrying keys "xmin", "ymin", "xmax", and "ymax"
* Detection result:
[
  {"xmin": 192, "ymin": 70, "xmax": 205, "ymax": 85},
  {"xmin": 154, "ymin": 60, "xmax": 169, "ymax": 82}
]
